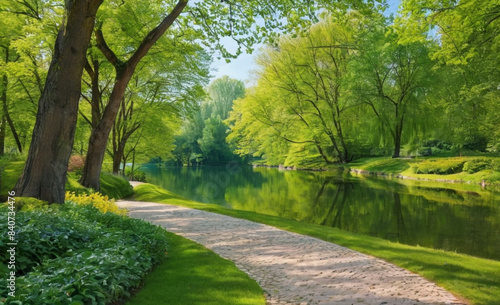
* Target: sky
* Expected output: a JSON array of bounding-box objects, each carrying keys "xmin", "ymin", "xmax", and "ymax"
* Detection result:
[{"xmin": 209, "ymin": 0, "xmax": 401, "ymax": 85}]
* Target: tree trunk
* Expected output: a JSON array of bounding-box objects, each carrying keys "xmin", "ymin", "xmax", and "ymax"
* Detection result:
[
  {"xmin": 392, "ymin": 120, "xmax": 403, "ymax": 158},
  {"xmin": 80, "ymin": 0, "xmax": 187, "ymax": 190},
  {"xmin": 2, "ymin": 74, "xmax": 22, "ymax": 153},
  {"xmin": 14, "ymin": 0, "xmax": 103, "ymax": 203},
  {"xmin": 0, "ymin": 114, "xmax": 5, "ymax": 156}
]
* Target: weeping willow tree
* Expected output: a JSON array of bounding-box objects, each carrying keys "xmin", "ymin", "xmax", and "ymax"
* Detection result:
[{"xmin": 228, "ymin": 13, "xmax": 369, "ymax": 165}]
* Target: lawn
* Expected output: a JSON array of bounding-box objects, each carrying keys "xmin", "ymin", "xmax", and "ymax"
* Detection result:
[{"xmin": 126, "ymin": 233, "xmax": 265, "ymax": 305}]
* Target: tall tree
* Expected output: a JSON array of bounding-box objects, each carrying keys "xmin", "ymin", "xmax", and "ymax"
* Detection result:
[
  {"xmin": 228, "ymin": 15, "xmax": 363, "ymax": 165},
  {"xmin": 397, "ymin": 0, "xmax": 500, "ymax": 151},
  {"xmin": 12, "ymin": 0, "xmax": 379, "ymax": 202},
  {"xmin": 14, "ymin": 0, "xmax": 103, "ymax": 203},
  {"xmin": 350, "ymin": 24, "xmax": 435, "ymax": 158}
]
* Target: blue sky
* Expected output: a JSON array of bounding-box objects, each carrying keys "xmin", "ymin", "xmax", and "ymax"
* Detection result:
[{"xmin": 210, "ymin": 0, "xmax": 401, "ymax": 84}]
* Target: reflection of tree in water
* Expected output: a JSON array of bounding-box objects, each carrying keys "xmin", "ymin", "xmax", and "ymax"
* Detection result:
[
  {"xmin": 144, "ymin": 165, "xmax": 500, "ymax": 260},
  {"xmin": 310, "ymin": 178, "xmax": 351, "ymax": 229},
  {"xmin": 389, "ymin": 192, "xmax": 409, "ymax": 243},
  {"xmin": 312, "ymin": 178, "xmax": 410, "ymax": 242}
]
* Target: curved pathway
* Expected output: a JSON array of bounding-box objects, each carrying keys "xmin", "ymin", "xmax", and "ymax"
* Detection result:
[{"xmin": 117, "ymin": 200, "xmax": 465, "ymax": 305}]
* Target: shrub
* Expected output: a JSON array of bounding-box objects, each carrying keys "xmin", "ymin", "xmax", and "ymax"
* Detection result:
[
  {"xmin": 67, "ymin": 155, "xmax": 85, "ymax": 175},
  {"xmin": 125, "ymin": 168, "xmax": 147, "ymax": 182},
  {"xmin": 99, "ymin": 173, "xmax": 133, "ymax": 199},
  {"xmin": 0, "ymin": 203, "xmax": 169, "ymax": 305},
  {"xmin": 11, "ymin": 197, "xmax": 48, "ymax": 212},
  {"xmin": 412, "ymin": 159, "xmax": 466, "ymax": 175},
  {"xmin": 463, "ymin": 158, "xmax": 492, "ymax": 174},
  {"xmin": 492, "ymin": 159, "xmax": 500, "ymax": 172},
  {"xmin": 65, "ymin": 191, "xmax": 126, "ymax": 215}
]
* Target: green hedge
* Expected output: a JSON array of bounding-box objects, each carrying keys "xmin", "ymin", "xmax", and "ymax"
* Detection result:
[
  {"xmin": 412, "ymin": 159, "xmax": 466, "ymax": 175},
  {"xmin": 0, "ymin": 203, "xmax": 168, "ymax": 305}
]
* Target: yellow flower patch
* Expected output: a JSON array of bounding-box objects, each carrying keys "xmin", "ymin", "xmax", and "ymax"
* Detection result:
[{"xmin": 65, "ymin": 191, "xmax": 127, "ymax": 215}]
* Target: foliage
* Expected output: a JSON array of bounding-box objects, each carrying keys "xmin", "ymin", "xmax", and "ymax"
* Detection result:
[
  {"xmin": 463, "ymin": 158, "xmax": 495, "ymax": 174},
  {"xmin": 67, "ymin": 155, "xmax": 85, "ymax": 175},
  {"xmin": 171, "ymin": 76, "xmax": 245, "ymax": 165},
  {"xmin": 412, "ymin": 159, "xmax": 466, "ymax": 175},
  {"xmin": 0, "ymin": 203, "xmax": 169, "ymax": 305},
  {"xmin": 65, "ymin": 191, "xmax": 126, "ymax": 215},
  {"xmin": 228, "ymin": 14, "xmax": 365, "ymax": 165},
  {"xmin": 98, "ymin": 173, "xmax": 133, "ymax": 199}
]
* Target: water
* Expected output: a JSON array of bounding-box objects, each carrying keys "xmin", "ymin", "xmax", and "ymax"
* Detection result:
[{"xmin": 141, "ymin": 164, "xmax": 500, "ymax": 261}]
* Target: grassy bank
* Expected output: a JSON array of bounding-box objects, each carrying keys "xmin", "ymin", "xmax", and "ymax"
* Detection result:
[
  {"xmin": 126, "ymin": 233, "xmax": 265, "ymax": 305},
  {"xmin": 0, "ymin": 156, "xmax": 133, "ymax": 200},
  {"xmin": 133, "ymin": 183, "xmax": 500, "ymax": 305},
  {"xmin": 346, "ymin": 156, "xmax": 500, "ymax": 186}
]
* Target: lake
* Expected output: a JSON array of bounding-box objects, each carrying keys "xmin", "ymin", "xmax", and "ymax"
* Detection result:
[{"xmin": 141, "ymin": 164, "xmax": 500, "ymax": 261}]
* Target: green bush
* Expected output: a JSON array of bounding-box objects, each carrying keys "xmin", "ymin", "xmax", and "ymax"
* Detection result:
[
  {"xmin": 491, "ymin": 159, "xmax": 500, "ymax": 172},
  {"xmin": 463, "ymin": 158, "xmax": 492, "ymax": 174},
  {"xmin": 125, "ymin": 168, "xmax": 147, "ymax": 182},
  {"xmin": 99, "ymin": 173, "xmax": 133, "ymax": 199},
  {"xmin": 0, "ymin": 203, "xmax": 168, "ymax": 305},
  {"xmin": 412, "ymin": 159, "xmax": 466, "ymax": 175}
]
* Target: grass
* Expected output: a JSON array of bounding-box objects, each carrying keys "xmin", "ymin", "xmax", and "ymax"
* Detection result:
[
  {"xmin": 0, "ymin": 156, "xmax": 133, "ymax": 200},
  {"xmin": 126, "ymin": 232, "xmax": 265, "ymax": 305},
  {"xmin": 347, "ymin": 156, "xmax": 500, "ymax": 186},
  {"xmin": 133, "ymin": 183, "xmax": 500, "ymax": 305}
]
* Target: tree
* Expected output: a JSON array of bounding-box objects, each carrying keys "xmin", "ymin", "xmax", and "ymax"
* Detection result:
[
  {"xmin": 13, "ymin": 0, "xmax": 103, "ymax": 203},
  {"xmin": 228, "ymin": 15, "xmax": 363, "ymax": 165},
  {"xmin": 350, "ymin": 24, "xmax": 435, "ymax": 158},
  {"xmin": 12, "ymin": 0, "xmax": 379, "ymax": 202},
  {"xmin": 171, "ymin": 76, "xmax": 244, "ymax": 165},
  {"xmin": 396, "ymin": 0, "xmax": 500, "ymax": 152},
  {"xmin": 0, "ymin": 0, "xmax": 55, "ymax": 155}
]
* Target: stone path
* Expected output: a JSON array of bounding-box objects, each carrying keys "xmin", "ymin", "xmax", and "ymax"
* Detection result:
[{"xmin": 117, "ymin": 200, "xmax": 465, "ymax": 305}]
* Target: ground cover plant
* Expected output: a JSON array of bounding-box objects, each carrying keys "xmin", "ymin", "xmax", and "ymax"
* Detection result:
[
  {"xmin": 0, "ymin": 197, "xmax": 169, "ymax": 305},
  {"xmin": 133, "ymin": 183, "xmax": 500, "ymax": 305}
]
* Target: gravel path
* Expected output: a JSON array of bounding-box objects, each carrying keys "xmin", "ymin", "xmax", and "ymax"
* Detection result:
[{"xmin": 117, "ymin": 200, "xmax": 465, "ymax": 305}]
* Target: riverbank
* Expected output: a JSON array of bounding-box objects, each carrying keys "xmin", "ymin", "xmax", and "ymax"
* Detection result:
[
  {"xmin": 132, "ymin": 182, "xmax": 500, "ymax": 305},
  {"xmin": 259, "ymin": 156, "xmax": 500, "ymax": 188},
  {"xmin": 345, "ymin": 156, "xmax": 500, "ymax": 187},
  {"xmin": 119, "ymin": 199, "xmax": 464, "ymax": 305}
]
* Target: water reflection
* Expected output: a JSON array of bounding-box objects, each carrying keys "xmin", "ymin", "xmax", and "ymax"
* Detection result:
[{"xmin": 142, "ymin": 164, "xmax": 500, "ymax": 261}]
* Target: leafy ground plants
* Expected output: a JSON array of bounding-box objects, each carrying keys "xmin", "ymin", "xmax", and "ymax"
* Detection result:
[{"xmin": 0, "ymin": 198, "xmax": 168, "ymax": 305}]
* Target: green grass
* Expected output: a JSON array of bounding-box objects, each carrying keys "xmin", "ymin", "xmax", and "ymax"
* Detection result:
[
  {"xmin": 133, "ymin": 183, "xmax": 500, "ymax": 305},
  {"xmin": 126, "ymin": 232, "xmax": 265, "ymax": 305},
  {"xmin": 348, "ymin": 156, "xmax": 500, "ymax": 186},
  {"xmin": 0, "ymin": 159, "xmax": 24, "ymax": 198},
  {"xmin": 99, "ymin": 172, "xmax": 133, "ymax": 199},
  {"xmin": 0, "ymin": 157, "xmax": 133, "ymax": 200}
]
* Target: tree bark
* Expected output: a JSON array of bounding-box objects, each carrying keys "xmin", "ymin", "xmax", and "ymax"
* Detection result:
[
  {"xmin": 14, "ymin": 0, "xmax": 103, "ymax": 203},
  {"xmin": 80, "ymin": 0, "xmax": 188, "ymax": 190},
  {"xmin": 392, "ymin": 116, "xmax": 404, "ymax": 158},
  {"xmin": 0, "ymin": 114, "xmax": 5, "ymax": 156},
  {"xmin": 2, "ymin": 74, "xmax": 22, "ymax": 153}
]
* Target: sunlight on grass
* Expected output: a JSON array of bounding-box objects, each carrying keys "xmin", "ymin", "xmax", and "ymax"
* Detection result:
[
  {"xmin": 126, "ymin": 232, "xmax": 265, "ymax": 305},
  {"xmin": 134, "ymin": 183, "xmax": 500, "ymax": 305}
]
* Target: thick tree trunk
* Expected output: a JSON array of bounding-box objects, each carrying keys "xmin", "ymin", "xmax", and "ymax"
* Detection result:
[
  {"xmin": 80, "ymin": 0, "xmax": 187, "ymax": 190},
  {"xmin": 14, "ymin": 0, "xmax": 103, "ymax": 203}
]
